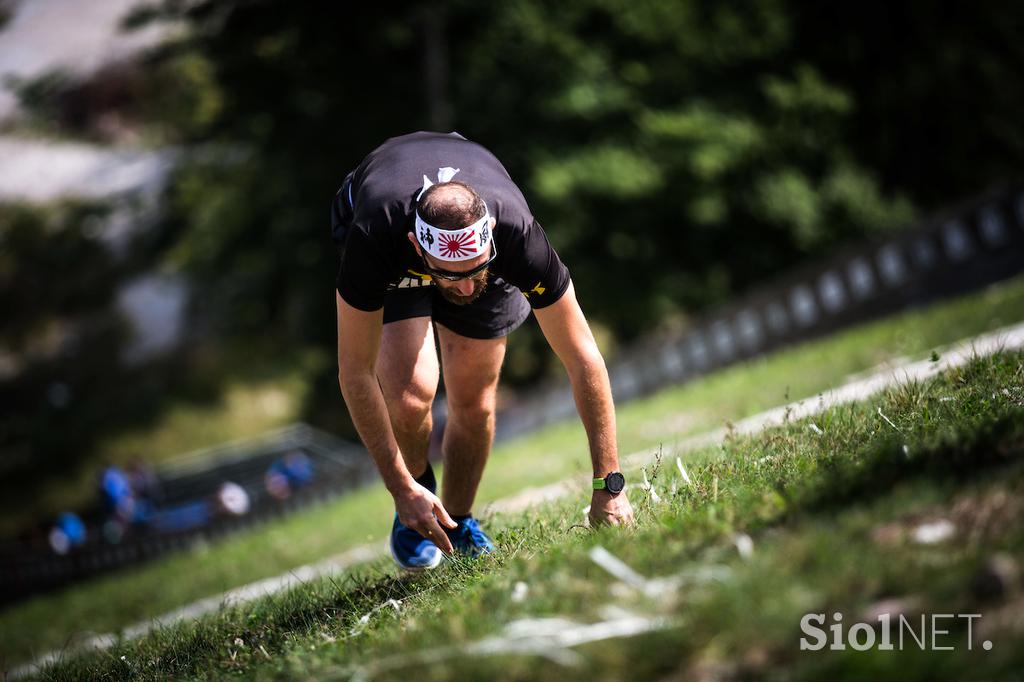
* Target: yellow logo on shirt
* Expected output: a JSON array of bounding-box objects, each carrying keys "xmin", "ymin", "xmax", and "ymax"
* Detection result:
[
  {"xmin": 407, "ymin": 269, "xmax": 433, "ymax": 282},
  {"xmin": 388, "ymin": 269, "xmax": 432, "ymax": 290},
  {"xmin": 524, "ymin": 282, "xmax": 546, "ymax": 298}
]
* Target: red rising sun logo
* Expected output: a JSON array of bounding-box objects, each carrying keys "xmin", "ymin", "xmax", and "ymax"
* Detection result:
[{"xmin": 439, "ymin": 232, "xmax": 475, "ymax": 258}]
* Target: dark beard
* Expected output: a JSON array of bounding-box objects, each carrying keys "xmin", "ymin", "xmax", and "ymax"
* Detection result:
[{"xmin": 436, "ymin": 271, "xmax": 489, "ymax": 305}]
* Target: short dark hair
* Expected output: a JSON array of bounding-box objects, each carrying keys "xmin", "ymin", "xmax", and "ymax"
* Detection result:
[{"xmin": 417, "ymin": 181, "xmax": 487, "ymax": 230}]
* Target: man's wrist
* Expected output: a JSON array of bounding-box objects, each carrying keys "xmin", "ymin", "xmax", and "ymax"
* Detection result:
[
  {"xmin": 592, "ymin": 471, "xmax": 626, "ymax": 495},
  {"xmin": 381, "ymin": 463, "xmax": 416, "ymax": 496}
]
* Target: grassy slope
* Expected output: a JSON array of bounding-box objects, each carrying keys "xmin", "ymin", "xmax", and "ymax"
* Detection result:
[
  {"xmin": 3, "ymin": 273, "xmax": 1024, "ymax": 666},
  {"xmin": 37, "ymin": 349, "xmax": 1024, "ymax": 680}
]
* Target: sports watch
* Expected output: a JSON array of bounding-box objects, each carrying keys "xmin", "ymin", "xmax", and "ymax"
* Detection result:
[{"xmin": 592, "ymin": 471, "xmax": 626, "ymax": 495}]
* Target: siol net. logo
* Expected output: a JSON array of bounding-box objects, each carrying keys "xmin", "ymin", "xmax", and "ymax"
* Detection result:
[{"xmin": 800, "ymin": 612, "xmax": 992, "ymax": 652}]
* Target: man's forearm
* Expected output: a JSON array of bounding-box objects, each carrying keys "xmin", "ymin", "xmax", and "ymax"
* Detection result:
[
  {"xmin": 565, "ymin": 354, "xmax": 619, "ymax": 476},
  {"xmin": 338, "ymin": 369, "xmax": 415, "ymax": 494}
]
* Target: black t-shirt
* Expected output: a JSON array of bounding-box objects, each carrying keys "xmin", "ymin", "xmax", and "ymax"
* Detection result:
[{"xmin": 332, "ymin": 131, "xmax": 570, "ymax": 311}]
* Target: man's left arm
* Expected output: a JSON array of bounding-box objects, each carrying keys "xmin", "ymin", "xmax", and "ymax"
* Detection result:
[{"xmin": 534, "ymin": 281, "xmax": 635, "ymax": 526}]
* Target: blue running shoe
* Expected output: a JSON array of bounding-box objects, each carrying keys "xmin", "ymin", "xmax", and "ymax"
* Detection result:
[
  {"xmin": 390, "ymin": 513, "xmax": 442, "ymax": 572},
  {"xmin": 445, "ymin": 515, "xmax": 495, "ymax": 557}
]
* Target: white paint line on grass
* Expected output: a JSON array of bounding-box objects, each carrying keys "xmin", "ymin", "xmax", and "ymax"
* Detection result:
[
  {"xmin": 9, "ymin": 544, "xmax": 384, "ymax": 679},
  {"xmin": 13, "ymin": 319, "xmax": 1024, "ymax": 679}
]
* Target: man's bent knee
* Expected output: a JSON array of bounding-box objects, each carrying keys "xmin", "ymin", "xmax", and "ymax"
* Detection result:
[
  {"xmin": 389, "ymin": 386, "xmax": 435, "ymax": 433},
  {"xmin": 446, "ymin": 397, "xmax": 496, "ymax": 429}
]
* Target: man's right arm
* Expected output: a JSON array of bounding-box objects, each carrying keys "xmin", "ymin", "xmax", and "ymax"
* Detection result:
[
  {"xmin": 335, "ymin": 291, "xmax": 411, "ymax": 492},
  {"xmin": 335, "ymin": 291, "xmax": 456, "ymax": 550}
]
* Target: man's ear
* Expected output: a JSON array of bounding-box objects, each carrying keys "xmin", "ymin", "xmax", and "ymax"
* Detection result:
[
  {"xmin": 489, "ymin": 216, "xmax": 497, "ymax": 232},
  {"xmin": 407, "ymin": 231, "xmax": 423, "ymax": 257}
]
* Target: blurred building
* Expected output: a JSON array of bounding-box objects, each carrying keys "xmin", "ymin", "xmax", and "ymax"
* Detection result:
[{"xmin": 0, "ymin": 0, "xmax": 187, "ymax": 366}]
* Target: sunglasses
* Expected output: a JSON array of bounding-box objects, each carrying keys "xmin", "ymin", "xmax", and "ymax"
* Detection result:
[{"xmin": 420, "ymin": 242, "xmax": 498, "ymax": 281}]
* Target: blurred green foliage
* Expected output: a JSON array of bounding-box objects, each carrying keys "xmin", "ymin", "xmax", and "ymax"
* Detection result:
[
  {"xmin": 133, "ymin": 0, "xmax": 1021, "ymax": 357},
  {"xmin": 0, "ymin": 202, "xmax": 119, "ymax": 348}
]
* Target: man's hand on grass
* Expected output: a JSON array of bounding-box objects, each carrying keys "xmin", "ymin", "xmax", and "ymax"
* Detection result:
[
  {"xmin": 589, "ymin": 489, "xmax": 635, "ymax": 527},
  {"xmin": 394, "ymin": 482, "xmax": 458, "ymax": 554}
]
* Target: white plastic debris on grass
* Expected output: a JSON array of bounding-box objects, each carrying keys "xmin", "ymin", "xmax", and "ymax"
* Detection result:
[
  {"xmin": 589, "ymin": 546, "xmax": 650, "ymax": 590},
  {"xmin": 587, "ymin": 546, "xmax": 681, "ymax": 598},
  {"xmin": 676, "ymin": 457, "xmax": 694, "ymax": 486},
  {"xmin": 589, "ymin": 544, "xmax": 731, "ymax": 592},
  {"xmin": 678, "ymin": 564, "xmax": 733, "ymax": 584},
  {"xmin": 911, "ymin": 519, "xmax": 955, "ymax": 545},
  {"xmin": 808, "ymin": 422, "xmax": 824, "ymax": 435},
  {"xmin": 473, "ymin": 610, "xmax": 667, "ymax": 665},
  {"xmin": 877, "ymin": 407, "xmax": 902, "ymax": 432},
  {"xmin": 640, "ymin": 467, "xmax": 662, "ymax": 504},
  {"xmin": 734, "ymin": 533, "xmax": 754, "ymax": 560},
  {"xmin": 342, "ymin": 610, "xmax": 671, "ymax": 680},
  {"xmin": 348, "ymin": 599, "xmax": 402, "ymax": 637},
  {"xmin": 474, "ymin": 611, "xmax": 665, "ymax": 666},
  {"xmin": 511, "ymin": 581, "xmax": 529, "ymax": 604}
]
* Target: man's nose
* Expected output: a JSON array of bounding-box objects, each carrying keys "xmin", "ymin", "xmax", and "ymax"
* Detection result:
[{"xmin": 454, "ymin": 278, "xmax": 475, "ymax": 296}]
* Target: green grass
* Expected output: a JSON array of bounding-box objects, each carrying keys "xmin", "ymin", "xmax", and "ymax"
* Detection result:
[
  {"xmin": 29, "ymin": 349, "xmax": 1024, "ymax": 680},
  {"xmin": 3, "ymin": 274, "xmax": 1024, "ymax": 668}
]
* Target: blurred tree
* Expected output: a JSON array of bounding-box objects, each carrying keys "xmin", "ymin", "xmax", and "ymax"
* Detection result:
[
  {"xmin": 0, "ymin": 203, "xmax": 119, "ymax": 348},
  {"xmin": 126, "ymin": 0, "xmax": 1019, "ymax": 385},
  {"xmin": 447, "ymin": 1, "xmax": 916, "ymax": 341},
  {"xmin": 792, "ymin": 2, "xmax": 1024, "ymax": 206},
  {"xmin": 134, "ymin": 1, "xmax": 428, "ymax": 345}
]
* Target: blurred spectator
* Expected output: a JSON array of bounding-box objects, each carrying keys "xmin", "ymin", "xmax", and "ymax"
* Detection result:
[
  {"xmin": 48, "ymin": 512, "xmax": 86, "ymax": 555},
  {"xmin": 282, "ymin": 450, "xmax": 314, "ymax": 487},
  {"xmin": 97, "ymin": 464, "xmax": 154, "ymax": 542},
  {"xmin": 264, "ymin": 450, "xmax": 314, "ymax": 500},
  {"xmin": 127, "ymin": 458, "xmax": 164, "ymax": 504},
  {"xmin": 98, "ymin": 465, "xmax": 137, "ymax": 522},
  {"xmin": 215, "ymin": 481, "xmax": 251, "ymax": 516},
  {"xmin": 264, "ymin": 465, "xmax": 290, "ymax": 500}
]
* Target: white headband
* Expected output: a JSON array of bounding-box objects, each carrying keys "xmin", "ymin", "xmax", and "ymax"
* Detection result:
[
  {"xmin": 414, "ymin": 166, "xmax": 492, "ymax": 262},
  {"xmin": 415, "ymin": 210, "xmax": 492, "ymax": 261}
]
